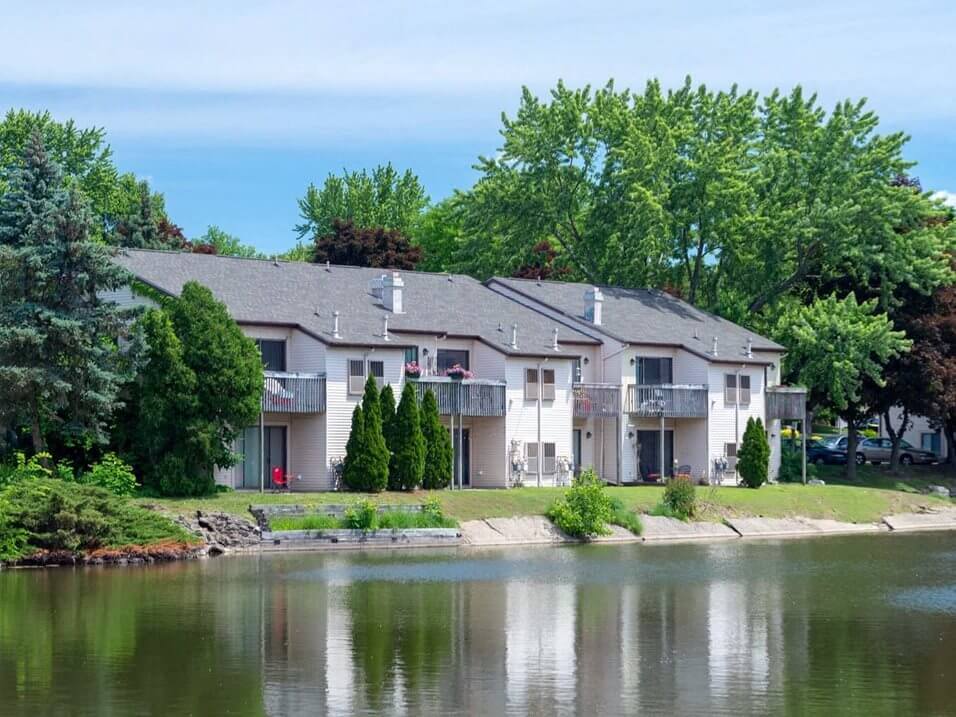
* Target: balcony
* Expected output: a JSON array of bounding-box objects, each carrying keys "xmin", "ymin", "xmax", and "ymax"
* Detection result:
[
  {"xmin": 262, "ymin": 371, "xmax": 326, "ymax": 413},
  {"xmin": 573, "ymin": 383, "xmax": 621, "ymax": 418},
  {"xmin": 411, "ymin": 377, "xmax": 506, "ymax": 417},
  {"xmin": 766, "ymin": 386, "xmax": 807, "ymax": 421},
  {"xmin": 626, "ymin": 384, "xmax": 708, "ymax": 418}
]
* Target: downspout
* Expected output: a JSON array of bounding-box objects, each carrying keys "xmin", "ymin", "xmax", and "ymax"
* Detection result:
[
  {"xmin": 537, "ymin": 361, "xmax": 543, "ymax": 488},
  {"xmin": 259, "ymin": 410, "xmax": 264, "ymax": 493}
]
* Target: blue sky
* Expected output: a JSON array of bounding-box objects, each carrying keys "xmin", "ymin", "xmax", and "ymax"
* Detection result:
[{"xmin": 2, "ymin": 1, "xmax": 954, "ymax": 254}]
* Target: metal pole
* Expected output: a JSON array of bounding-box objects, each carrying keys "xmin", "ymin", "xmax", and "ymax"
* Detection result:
[
  {"xmin": 258, "ymin": 411, "xmax": 264, "ymax": 493},
  {"xmin": 450, "ymin": 410, "xmax": 455, "ymax": 490},
  {"xmin": 458, "ymin": 381, "xmax": 464, "ymax": 490},
  {"xmin": 802, "ymin": 417, "xmax": 807, "ymax": 485},
  {"xmin": 659, "ymin": 411, "xmax": 665, "ymax": 482},
  {"xmin": 536, "ymin": 365, "xmax": 542, "ymax": 487}
]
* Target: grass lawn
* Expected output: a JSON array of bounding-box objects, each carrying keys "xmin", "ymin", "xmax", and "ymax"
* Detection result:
[{"xmin": 143, "ymin": 463, "xmax": 954, "ymax": 526}]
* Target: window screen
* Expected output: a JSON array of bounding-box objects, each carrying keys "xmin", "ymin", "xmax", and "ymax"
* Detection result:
[
  {"xmin": 437, "ymin": 349, "xmax": 469, "ymax": 373},
  {"xmin": 348, "ymin": 359, "xmax": 365, "ymax": 394},
  {"xmin": 525, "ymin": 443, "xmax": 538, "ymax": 474},
  {"xmin": 541, "ymin": 369, "xmax": 556, "ymax": 400},
  {"xmin": 543, "ymin": 443, "xmax": 556, "ymax": 474},
  {"xmin": 724, "ymin": 374, "xmax": 737, "ymax": 404},
  {"xmin": 525, "ymin": 368, "xmax": 539, "ymax": 400}
]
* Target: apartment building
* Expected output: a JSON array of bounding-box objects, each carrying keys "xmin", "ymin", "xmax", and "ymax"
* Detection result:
[{"xmin": 113, "ymin": 250, "xmax": 804, "ymax": 490}]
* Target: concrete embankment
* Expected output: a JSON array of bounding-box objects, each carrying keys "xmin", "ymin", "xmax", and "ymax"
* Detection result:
[
  {"xmin": 724, "ymin": 516, "xmax": 884, "ymax": 539},
  {"xmin": 882, "ymin": 510, "xmax": 956, "ymax": 532}
]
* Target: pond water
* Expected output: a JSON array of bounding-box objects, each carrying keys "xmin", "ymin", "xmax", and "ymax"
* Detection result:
[{"xmin": 2, "ymin": 534, "xmax": 956, "ymax": 716}]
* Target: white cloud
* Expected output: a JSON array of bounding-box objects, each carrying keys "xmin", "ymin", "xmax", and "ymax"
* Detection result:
[{"xmin": 933, "ymin": 191, "xmax": 956, "ymax": 208}]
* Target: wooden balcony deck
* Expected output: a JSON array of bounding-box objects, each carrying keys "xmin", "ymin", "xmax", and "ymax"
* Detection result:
[{"xmin": 766, "ymin": 386, "xmax": 807, "ymax": 420}]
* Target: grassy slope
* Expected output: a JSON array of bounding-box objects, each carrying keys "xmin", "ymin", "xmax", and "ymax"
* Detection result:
[{"xmin": 144, "ymin": 464, "xmax": 953, "ymax": 525}]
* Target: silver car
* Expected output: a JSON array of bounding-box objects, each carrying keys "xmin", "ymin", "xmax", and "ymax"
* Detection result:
[{"xmin": 855, "ymin": 437, "xmax": 938, "ymax": 466}]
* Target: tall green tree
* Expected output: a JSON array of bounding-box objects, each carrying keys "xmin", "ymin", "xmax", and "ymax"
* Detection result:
[
  {"xmin": 449, "ymin": 79, "xmax": 954, "ymax": 325},
  {"xmin": 344, "ymin": 374, "xmax": 390, "ymax": 492},
  {"xmin": 390, "ymin": 383, "xmax": 426, "ymax": 491},
  {"xmin": 0, "ymin": 131, "xmax": 133, "ymax": 455},
  {"xmin": 132, "ymin": 309, "xmax": 202, "ymax": 495},
  {"xmin": 379, "ymin": 383, "xmax": 397, "ymax": 485},
  {"xmin": 342, "ymin": 404, "xmax": 367, "ymax": 492},
  {"xmin": 192, "ymin": 225, "xmax": 262, "ymax": 258},
  {"xmin": 420, "ymin": 389, "xmax": 452, "ymax": 490},
  {"xmin": 295, "ymin": 163, "xmax": 429, "ymax": 241},
  {"xmin": 129, "ymin": 282, "xmax": 263, "ymax": 495},
  {"xmin": 0, "ymin": 109, "xmax": 170, "ymax": 239},
  {"xmin": 737, "ymin": 417, "xmax": 770, "ymax": 488},
  {"xmin": 776, "ymin": 293, "xmax": 911, "ymax": 479}
]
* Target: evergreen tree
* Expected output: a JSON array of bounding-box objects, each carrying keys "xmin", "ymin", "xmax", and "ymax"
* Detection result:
[
  {"xmin": 0, "ymin": 130, "xmax": 133, "ymax": 455},
  {"xmin": 738, "ymin": 417, "xmax": 770, "ymax": 489},
  {"xmin": 421, "ymin": 389, "xmax": 452, "ymax": 489},
  {"xmin": 133, "ymin": 309, "xmax": 205, "ymax": 495},
  {"xmin": 391, "ymin": 382, "xmax": 426, "ymax": 491},
  {"xmin": 342, "ymin": 404, "xmax": 366, "ymax": 491},
  {"xmin": 357, "ymin": 373, "xmax": 390, "ymax": 492},
  {"xmin": 129, "ymin": 282, "xmax": 263, "ymax": 495},
  {"xmin": 111, "ymin": 180, "xmax": 182, "ymax": 249},
  {"xmin": 379, "ymin": 383, "xmax": 398, "ymax": 488}
]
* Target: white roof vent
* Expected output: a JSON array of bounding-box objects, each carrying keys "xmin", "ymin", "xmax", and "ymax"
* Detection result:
[
  {"xmin": 383, "ymin": 271, "xmax": 404, "ymax": 314},
  {"xmin": 711, "ymin": 336, "xmax": 719, "ymax": 357},
  {"xmin": 510, "ymin": 323, "xmax": 519, "ymax": 349},
  {"xmin": 746, "ymin": 337, "xmax": 753, "ymax": 358}
]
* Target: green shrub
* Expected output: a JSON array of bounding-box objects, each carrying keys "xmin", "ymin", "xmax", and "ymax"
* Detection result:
[
  {"xmin": 778, "ymin": 448, "xmax": 817, "ymax": 483},
  {"xmin": 0, "ymin": 478, "xmax": 194, "ymax": 559},
  {"xmin": 377, "ymin": 509, "xmax": 457, "ymax": 529},
  {"xmin": 0, "ymin": 494, "xmax": 28, "ymax": 562},
  {"xmin": 80, "ymin": 453, "xmax": 137, "ymax": 496},
  {"xmin": 608, "ymin": 497, "xmax": 643, "ymax": 535},
  {"xmin": 738, "ymin": 417, "xmax": 770, "ymax": 489},
  {"xmin": 344, "ymin": 498, "xmax": 378, "ymax": 530},
  {"xmin": 270, "ymin": 514, "xmax": 342, "ymax": 531},
  {"xmin": 546, "ymin": 469, "xmax": 613, "ymax": 538},
  {"xmin": 0, "ymin": 452, "xmax": 74, "ymax": 487},
  {"xmin": 662, "ymin": 475, "xmax": 696, "ymax": 519}
]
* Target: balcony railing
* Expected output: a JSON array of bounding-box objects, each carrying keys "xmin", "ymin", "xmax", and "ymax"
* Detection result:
[
  {"xmin": 411, "ymin": 377, "xmax": 506, "ymax": 417},
  {"xmin": 766, "ymin": 386, "xmax": 807, "ymax": 421},
  {"xmin": 262, "ymin": 371, "xmax": 326, "ymax": 413},
  {"xmin": 626, "ymin": 384, "xmax": 708, "ymax": 418},
  {"xmin": 573, "ymin": 383, "xmax": 621, "ymax": 418}
]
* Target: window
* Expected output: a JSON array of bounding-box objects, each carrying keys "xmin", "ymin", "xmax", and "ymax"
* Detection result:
[
  {"xmin": 636, "ymin": 357, "xmax": 673, "ymax": 385},
  {"xmin": 437, "ymin": 349, "xmax": 469, "ymax": 373},
  {"xmin": 572, "ymin": 358, "xmax": 583, "ymax": 384},
  {"xmin": 348, "ymin": 360, "xmax": 366, "ymax": 394},
  {"xmin": 543, "ymin": 443, "xmax": 556, "ymax": 474},
  {"xmin": 724, "ymin": 374, "xmax": 737, "ymax": 404},
  {"xmin": 525, "ymin": 443, "xmax": 539, "ymax": 474},
  {"xmin": 256, "ymin": 339, "xmax": 286, "ymax": 372},
  {"xmin": 525, "ymin": 368, "xmax": 539, "ymax": 400},
  {"xmin": 403, "ymin": 346, "xmax": 419, "ymax": 365},
  {"xmin": 369, "ymin": 360, "xmax": 385, "ymax": 388},
  {"xmin": 739, "ymin": 375, "xmax": 751, "ymax": 405},
  {"xmin": 541, "ymin": 369, "xmax": 556, "ymax": 400}
]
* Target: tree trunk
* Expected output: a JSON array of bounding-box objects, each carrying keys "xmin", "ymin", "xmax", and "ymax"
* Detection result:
[
  {"xmin": 883, "ymin": 407, "xmax": 909, "ymax": 474},
  {"xmin": 30, "ymin": 401, "xmax": 46, "ymax": 455},
  {"xmin": 845, "ymin": 421, "xmax": 859, "ymax": 481}
]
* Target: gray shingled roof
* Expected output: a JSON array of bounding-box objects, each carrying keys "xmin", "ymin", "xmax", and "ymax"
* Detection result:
[
  {"xmin": 113, "ymin": 249, "xmax": 599, "ymax": 356},
  {"xmin": 487, "ymin": 276, "xmax": 784, "ymax": 363}
]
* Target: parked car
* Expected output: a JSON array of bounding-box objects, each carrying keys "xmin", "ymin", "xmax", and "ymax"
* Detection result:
[
  {"xmin": 806, "ymin": 438, "xmax": 848, "ymax": 465},
  {"xmin": 854, "ymin": 438, "xmax": 938, "ymax": 466}
]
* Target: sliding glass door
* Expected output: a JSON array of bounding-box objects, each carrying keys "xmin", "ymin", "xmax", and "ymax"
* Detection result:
[{"xmin": 239, "ymin": 426, "xmax": 287, "ymax": 489}]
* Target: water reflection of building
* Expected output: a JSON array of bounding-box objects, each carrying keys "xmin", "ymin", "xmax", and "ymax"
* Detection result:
[{"xmin": 249, "ymin": 545, "xmax": 812, "ymax": 716}]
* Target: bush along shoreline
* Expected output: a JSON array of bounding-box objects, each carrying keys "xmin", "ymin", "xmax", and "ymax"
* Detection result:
[{"xmin": 0, "ymin": 455, "xmax": 203, "ymax": 568}]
